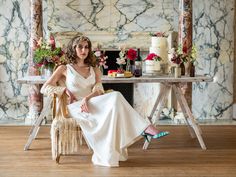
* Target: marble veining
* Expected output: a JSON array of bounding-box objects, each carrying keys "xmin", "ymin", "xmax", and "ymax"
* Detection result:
[
  {"xmin": 46, "ymin": 0, "xmax": 178, "ymax": 45},
  {"xmin": 0, "ymin": 0, "xmax": 234, "ymax": 124},
  {"xmin": 0, "ymin": 0, "xmax": 30, "ymax": 121},
  {"xmin": 192, "ymin": 0, "xmax": 234, "ymax": 119}
]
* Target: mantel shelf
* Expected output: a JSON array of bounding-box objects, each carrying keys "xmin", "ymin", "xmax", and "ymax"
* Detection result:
[{"xmin": 17, "ymin": 75, "xmax": 213, "ymax": 85}]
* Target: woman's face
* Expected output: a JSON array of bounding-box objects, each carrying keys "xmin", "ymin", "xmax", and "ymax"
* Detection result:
[{"xmin": 75, "ymin": 41, "xmax": 89, "ymax": 61}]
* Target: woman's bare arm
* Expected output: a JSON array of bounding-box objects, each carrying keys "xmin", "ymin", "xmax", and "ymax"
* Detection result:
[
  {"xmin": 80, "ymin": 67, "xmax": 104, "ymax": 112},
  {"xmin": 43, "ymin": 65, "xmax": 67, "ymax": 87},
  {"xmin": 41, "ymin": 65, "xmax": 77, "ymax": 103}
]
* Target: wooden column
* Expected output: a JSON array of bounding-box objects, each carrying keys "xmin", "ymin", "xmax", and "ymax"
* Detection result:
[
  {"xmin": 178, "ymin": 0, "xmax": 192, "ymax": 107},
  {"xmin": 27, "ymin": 0, "xmax": 43, "ymax": 123}
]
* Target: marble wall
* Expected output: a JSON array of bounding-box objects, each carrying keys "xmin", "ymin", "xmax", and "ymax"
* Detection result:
[
  {"xmin": 0, "ymin": 0, "xmax": 30, "ymax": 121},
  {"xmin": 192, "ymin": 0, "xmax": 234, "ymax": 119},
  {"xmin": 0, "ymin": 0, "xmax": 234, "ymax": 123}
]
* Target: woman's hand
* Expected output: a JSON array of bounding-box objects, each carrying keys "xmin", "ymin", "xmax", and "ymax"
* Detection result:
[
  {"xmin": 65, "ymin": 88, "xmax": 77, "ymax": 104},
  {"xmin": 80, "ymin": 97, "xmax": 89, "ymax": 113}
]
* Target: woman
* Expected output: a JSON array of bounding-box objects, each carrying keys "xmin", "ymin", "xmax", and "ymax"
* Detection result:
[{"xmin": 41, "ymin": 35, "xmax": 169, "ymax": 167}]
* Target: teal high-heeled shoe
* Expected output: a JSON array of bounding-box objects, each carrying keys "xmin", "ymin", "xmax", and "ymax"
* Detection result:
[
  {"xmin": 141, "ymin": 131, "xmax": 169, "ymax": 142},
  {"xmin": 152, "ymin": 131, "xmax": 169, "ymax": 139}
]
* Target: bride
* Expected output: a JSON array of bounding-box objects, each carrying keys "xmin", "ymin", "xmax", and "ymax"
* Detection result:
[{"xmin": 41, "ymin": 35, "xmax": 169, "ymax": 167}]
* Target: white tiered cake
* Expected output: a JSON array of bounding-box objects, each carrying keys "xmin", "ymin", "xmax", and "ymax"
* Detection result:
[
  {"xmin": 145, "ymin": 36, "xmax": 168, "ymax": 74},
  {"xmin": 145, "ymin": 60, "xmax": 161, "ymax": 73}
]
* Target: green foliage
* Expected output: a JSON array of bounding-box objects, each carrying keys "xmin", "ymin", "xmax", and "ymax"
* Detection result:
[{"xmin": 33, "ymin": 39, "xmax": 64, "ymax": 70}]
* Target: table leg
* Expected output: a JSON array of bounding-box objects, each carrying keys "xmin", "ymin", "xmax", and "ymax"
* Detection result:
[
  {"xmin": 143, "ymin": 85, "xmax": 170, "ymax": 150},
  {"xmin": 174, "ymin": 84, "xmax": 206, "ymax": 150},
  {"xmin": 172, "ymin": 85, "xmax": 196, "ymax": 138},
  {"xmin": 152, "ymin": 85, "xmax": 171, "ymax": 125},
  {"xmin": 147, "ymin": 85, "xmax": 166, "ymax": 122},
  {"xmin": 175, "ymin": 85, "xmax": 203, "ymax": 134},
  {"xmin": 24, "ymin": 96, "xmax": 52, "ymax": 150}
]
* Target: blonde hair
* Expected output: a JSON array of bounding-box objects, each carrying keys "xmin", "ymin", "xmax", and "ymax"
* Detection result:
[{"xmin": 65, "ymin": 35, "xmax": 96, "ymax": 66}]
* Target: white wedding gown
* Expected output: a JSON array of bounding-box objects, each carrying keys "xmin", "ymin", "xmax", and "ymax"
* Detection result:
[{"xmin": 66, "ymin": 64, "xmax": 150, "ymax": 167}]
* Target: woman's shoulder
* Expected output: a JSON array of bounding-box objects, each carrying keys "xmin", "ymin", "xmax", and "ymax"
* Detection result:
[
  {"xmin": 92, "ymin": 67, "xmax": 102, "ymax": 76},
  {"xmin": 92, "ymin": 67, "xmax": 102, "ymax": 82},
  {"xmin": 56, "ymin": 64, "xmax": 67, "ymax": 71},
  {"xmin": 92, "ymin": 66, "xmax": 100, "ymax": 73},
  {"xmin": 53, "ymin": 65, "xmax": 67, "ymax": 76}
]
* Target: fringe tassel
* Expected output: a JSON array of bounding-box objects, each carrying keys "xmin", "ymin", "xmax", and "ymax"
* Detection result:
[
  {"xmin": 51, "ymin": 116, "xmax": 81, "ymax": 160},
  {"xmin": 49, "ymin": 90, "xmax": 84, "ymax": 160}
]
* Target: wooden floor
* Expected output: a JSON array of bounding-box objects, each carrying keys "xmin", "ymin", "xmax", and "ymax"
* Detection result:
[{"xmin": 0, "ymin": 125, "xmax": 236, "ymax": 177}]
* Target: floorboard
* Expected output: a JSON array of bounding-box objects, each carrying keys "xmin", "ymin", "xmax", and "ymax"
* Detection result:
[{"xmin": 0, "ymin": 125, "xmax": 236, "ymax": 177}]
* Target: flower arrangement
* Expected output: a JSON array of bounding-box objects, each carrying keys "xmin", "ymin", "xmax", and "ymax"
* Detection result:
[
  {"xmin": 145, "ymin": 53, "xmax": 162, "ymax": 61},
  {"xmin": 168, "ymin": 48, "xmax": 185, "ymax": 65},
  {"xmin": 149, "ymin": 32, "xmax": 167, "ymax": 37},
  {"xmin": 116, "ymin": 47, "xmax": 138, "ymax": 73},
  {"xmin": 125, "ymin": 48, "xmax": 137, "ymax": 72},
  {"xmin": 94, "ymin": 48, "xmax": 108, "ymax": 72},
  {"xmin": 116, "ymin": 47, "xmax": 126, "ymax": 73},
  {"xmin": 169, "ymin": 45, "xmax": 197, "ymax": 65},
  {"xmin": 33, "ymin": 34, "xmax": 64, "ymax": 71}
]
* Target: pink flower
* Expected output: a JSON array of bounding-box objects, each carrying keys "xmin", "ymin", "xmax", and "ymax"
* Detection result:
[
  {"xmin": 94, "ymin": 49, "xmax": 108, "ymax": 69},
  {"xmin": 33, "ymin": 38, "xmax": 42, "ymax": 50},
  {"xmin": 126, "ymin": 48, "xmax": 137, "ymax": 61},
  {"xmin": 150, "ymin": 32, "xmax": 167, "ymax": 37},
  {"xmin": 49, "ymin": 34, "xmax": 56, "ymax": 50},
  {"xmin": 94, "ymin": 50, "xmax": 101, "ymax": 57}
]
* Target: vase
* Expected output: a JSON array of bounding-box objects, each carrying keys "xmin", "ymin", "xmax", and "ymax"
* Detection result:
[
  {"xmin": 126, "ymin": 59, "xmax": 131, "ymax": 72},
  {"xmin": 126, "ymin": 59, "xmax": 135, "ymax": 73},
  {"xmin": 40, "ymin": 66, "xmax": 53, "ymax": 78},
  {"xmin": 174, "ymin": 65, "xmax": 181, "ymax": 78}
]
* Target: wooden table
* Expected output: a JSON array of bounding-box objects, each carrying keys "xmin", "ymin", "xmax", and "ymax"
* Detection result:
[{"xmin": 18, "ymin": 75, "xmax": 213, "ymax": 150}]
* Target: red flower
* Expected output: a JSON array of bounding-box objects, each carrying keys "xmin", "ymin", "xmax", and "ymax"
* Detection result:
[
  {"xmin": 171, "ymin": 54, "xmax": 182, "ymax": 64},
  {"xmin": 117, "ymin": 68, "xmax": 124, "ymax": 74},
  {"xmin": 126, "ymin": 48, "xmax": 137, "ymax": 61},
  {"xmin": 145, "ymin": 53, "xmax": 162, "ymax": 61},
  {"xmin": 182, "ymin": 45, "xmax": 188, "ymax": 54}
]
